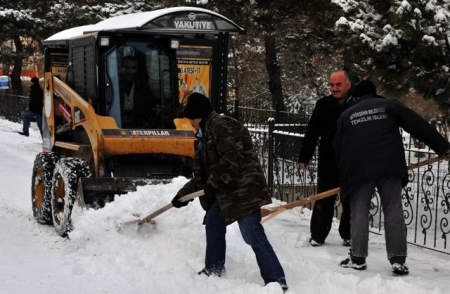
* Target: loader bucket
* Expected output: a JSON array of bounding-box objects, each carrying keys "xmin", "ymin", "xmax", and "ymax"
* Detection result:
[{"xmin": 77, "ymin": 177, "xmax": 172, "ymax": 209}]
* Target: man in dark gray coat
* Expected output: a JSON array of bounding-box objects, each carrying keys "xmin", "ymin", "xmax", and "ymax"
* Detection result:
[
  {"xmin": 334, "ymin": 80, "xmax": 450, "ymax": 275},
  {"xmin": 171, "ymin": 93, "xmax": 288, "ymax": 292}
]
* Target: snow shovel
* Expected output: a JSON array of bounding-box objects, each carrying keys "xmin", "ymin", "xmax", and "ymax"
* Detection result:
[
  {"xmin": 261, "ymin": 187, "xmax": 340, "ymax": 224},
  {"xmin": 261, "ymin": 156, "xmax": 443, "ymax": 224},
  {"xmin": 119, "ymin": 189, "xmax": 204, "ymax": 230}
]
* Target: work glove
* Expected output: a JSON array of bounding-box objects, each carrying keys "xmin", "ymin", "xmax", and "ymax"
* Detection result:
[
  {"xmin": 442, "ymin": 149, "xmax": 450, "ymax": 161},
  {"xmin": 171, "ymin": 193, "xmax": 192, "ymax": 208}
]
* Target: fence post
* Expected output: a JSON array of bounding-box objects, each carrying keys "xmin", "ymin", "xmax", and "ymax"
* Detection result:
[{"xmin": 267, "ymin": 117, "xmax": 275, "ymax": 195}]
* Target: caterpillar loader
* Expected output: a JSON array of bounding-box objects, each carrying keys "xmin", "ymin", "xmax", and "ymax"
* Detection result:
[{"xmin": 30, "ymin": 7, "xmax": 245, "ymax": 236}]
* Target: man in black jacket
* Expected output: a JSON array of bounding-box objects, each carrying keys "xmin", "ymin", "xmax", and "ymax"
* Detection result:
[
  {"xmin": 118, "ymin": 55, "xmax": 157, "ymax": 128},
  {"xmin": 19, "ymin": 77, "xmax": 43, "ymax": 137},
  {"xmin": 334, "ymin": 80, "xmax": 450, "ymax": 275},
  {"xmin": 298, "ymin": 70, "xmax": 352, "ymax": 247}
]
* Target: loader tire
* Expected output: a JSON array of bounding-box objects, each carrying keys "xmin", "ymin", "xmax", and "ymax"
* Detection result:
[
  {"xmin": 51, "ymin": 157, "xmax": 91, "ymax": 237},
  {"xmin": 31, "ymin": 152, "xmax": 60, "ymax": 224}
]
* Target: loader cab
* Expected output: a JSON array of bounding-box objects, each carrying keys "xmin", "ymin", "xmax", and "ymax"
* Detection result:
[
  {"xmin": 43, "ymin": 7, "xmax": 245, "ymax": 134},
  {"xmin": 104, "ymin": 39, "xmax": 176, "ymax": 129}
]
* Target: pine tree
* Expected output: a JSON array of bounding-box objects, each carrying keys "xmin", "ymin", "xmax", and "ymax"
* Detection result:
[{"xmin": 332, "ymin": 0, "xmax": 450, "ymax": 120}]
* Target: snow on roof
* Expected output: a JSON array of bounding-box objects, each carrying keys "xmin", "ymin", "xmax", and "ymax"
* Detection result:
[
  {"xmin": 44, "ymin": 25, "xmax": 96, "ymax": 43},
  {"xmin": 91, "ymin": 7, "xmax": 225, "ymax": 31},
  {"xmin": 43, "ymin": 6, "xmax": 244, "ymax": 45}
]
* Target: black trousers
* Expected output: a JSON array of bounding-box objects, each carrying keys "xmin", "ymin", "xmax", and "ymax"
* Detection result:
[{"xmin": 310, "ymin": 176, "xmax": 351, "ymax": 243}]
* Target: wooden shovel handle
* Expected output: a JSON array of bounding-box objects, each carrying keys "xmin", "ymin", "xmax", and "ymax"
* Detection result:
[
  {"xmin": 406, "ymin": 156, "xmax": 441, "ymax": 170},
  {"xmin": 261, "ymin": 156, "xmax": 442, "ymax": 220},
  {"xmin": 260, "ymin": 187, "xmax": 340, "ymax": 218},
  {"xmin": 137, "ymin": 190, "xmax": 204, "ymax": 225},
  {"xmin": 261, "ymin": 207, "xmax": 287, "ymax": 224}
]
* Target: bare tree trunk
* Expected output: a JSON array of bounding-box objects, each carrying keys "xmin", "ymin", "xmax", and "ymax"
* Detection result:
[
  {"xmin": 10, "ymin": 35, "xmax": 23, "ymax": 96},
  {"xmin": 265, "ymin": 35, "xmax": 285, "ymax": 111}
]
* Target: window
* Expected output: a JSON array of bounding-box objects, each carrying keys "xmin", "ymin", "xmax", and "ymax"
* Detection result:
[{"xmin": 106, "ymin": 41, "xmax": 174, "ymax": 129}]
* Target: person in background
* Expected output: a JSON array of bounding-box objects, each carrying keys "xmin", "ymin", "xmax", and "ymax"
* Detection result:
[
  {"xmin": 171, "ymin": 93, "xmax": 288, "ymax": 292},
  {"xmin": 297, "ymin": 70, "xmax": 352, "ymax": 247},
  {"xmin": 118, "ymin": 55, "xmax": 156, "ymax": 127},
  {"xmin": 19, "ymin": 77, "xmax": 43, "ymax": 137},
  {"xmin": 334, "ymin": 80, "xmax": 450, "ymax": 275}
]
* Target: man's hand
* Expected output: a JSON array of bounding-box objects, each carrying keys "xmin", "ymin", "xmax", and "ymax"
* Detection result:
[
  {"xmin": 299, "ymin": 162, "xmax": 308, "ymax": 169},
  {"xmin": 442, "ymin": 149, "xmax": 450, "ymax": 161},
  {"xmin": 171, "ymin": 193, "xmax": 192, "ymax": 208}
]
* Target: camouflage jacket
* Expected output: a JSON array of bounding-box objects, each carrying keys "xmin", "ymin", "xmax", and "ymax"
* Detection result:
[{"xmin": 177, "ymin": 111, "xmax": 272, "ymax": 225}]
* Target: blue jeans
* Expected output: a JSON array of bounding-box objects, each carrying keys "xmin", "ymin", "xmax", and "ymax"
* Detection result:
[
  {"xmin": 22, "ymin": 111, "xmax": 42, "ymax": 136},
  {"xmin": 350, "ymin": 177, "xmax": 407, "ymax": 261},
  {"xmin": 204, "ymin": 202, "xmax": 287, "ymax": 286}
]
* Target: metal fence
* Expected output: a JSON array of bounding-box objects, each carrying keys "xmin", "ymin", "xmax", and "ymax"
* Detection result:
[
  {"xmin": 235, "ymin": 101, "xmax": 450, "ymax": 254},
  {"xmin": 0, "ymin": 92, "xmax": 28, "ymax": 122}
]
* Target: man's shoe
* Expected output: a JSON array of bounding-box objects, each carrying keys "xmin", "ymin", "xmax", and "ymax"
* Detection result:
[
  {"xmin": 342, "ymin": 239, "xmax": 351, "ymax": 247},
  {"xmin": 392, "ymin": 263, "xmax": 409, "ymax": 275},
  {"xmin": 18, "ymin": 131, "xmax": 29, "ymax": 137},
  {"xmin": 198, "ymin": 269, "xmax": 210, "ymax": 276},
  {"xmin": 340, "ymin": 254, "xmax": 367, "ymax": 270},
  {"xmin": 198, "ymin": 268, "xmax": 225, "ymax": 277},
  {"xmin": 309, "ymin": 238, "xmax": 323, "ymax": 247}
]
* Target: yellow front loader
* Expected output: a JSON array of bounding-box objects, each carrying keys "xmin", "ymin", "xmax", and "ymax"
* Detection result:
[{"xmin": 30, "ymin": 7, "xmax": 245, "ymax": 236}]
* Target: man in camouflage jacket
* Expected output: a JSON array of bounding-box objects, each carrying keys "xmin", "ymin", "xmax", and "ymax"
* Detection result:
[{"xmin": 171, "ymin": 93, "xmax": 288, "ymax": 292}]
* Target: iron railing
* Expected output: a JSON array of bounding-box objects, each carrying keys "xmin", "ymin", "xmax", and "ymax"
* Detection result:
[{"xmin": 0, "ymin": 92, "xmax": 28, "ymax": 123}]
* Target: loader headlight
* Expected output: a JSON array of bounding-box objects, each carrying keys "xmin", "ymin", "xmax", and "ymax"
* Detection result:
[{"xmin": 99, "ymin": 36, "xmax": 110, "ymax": 46}]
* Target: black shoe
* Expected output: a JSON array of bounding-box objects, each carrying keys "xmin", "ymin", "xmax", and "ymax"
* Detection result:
[
  {"xmin": 198, "ymin": 268, "xmax": 225, "ymax": 277},
  {"xmin": 392, "ymin": 263, "xmax": 409, "ymax": 275},
  {"xmin": 198, "ymin": 269, "xmax": 210, "ymax": 276},
  {"xmin": 340, "ymin": 253, "xmax": 367, "ymax": 270},
  {"xmin": 309, "ymin": 238, "xmax": 323, "ymax": 247},
  {"xmin": 342, "ymin": 239, "xmax": 351, "ymax": 247},
  {"xmin": 18, "ymin": 131, "xmax": 29, "ymax": 137}
]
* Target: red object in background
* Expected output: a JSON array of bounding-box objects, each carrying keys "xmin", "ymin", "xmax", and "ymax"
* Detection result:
[
  {"xmin": 58, "ymin": 103, "xmax": 72, "ymax": 123},
  {"xmin": 20, "ymin": 70, "xmax": 38, "ymax": 78},
  {"xmin": 0, "ymin": 69, "xmax": 37, "ymax": 78}
]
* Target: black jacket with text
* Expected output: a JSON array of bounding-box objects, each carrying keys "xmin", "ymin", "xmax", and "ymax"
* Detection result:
[{"xmin": 334, "ymin": 94, "xmax": 450, "ymax": 198}]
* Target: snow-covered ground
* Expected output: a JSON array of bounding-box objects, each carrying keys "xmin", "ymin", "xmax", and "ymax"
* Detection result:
[{"xmin": 1, "ymin": 118, "xmax": 450, "ymax": 294}]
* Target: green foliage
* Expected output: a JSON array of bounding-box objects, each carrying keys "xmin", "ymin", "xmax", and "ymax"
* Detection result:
[{"xmin": 332, "ymin": 0, "xmax": 450, "ymax": 107}]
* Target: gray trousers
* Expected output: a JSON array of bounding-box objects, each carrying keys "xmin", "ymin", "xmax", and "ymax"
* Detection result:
[{"xmin": 350, "ymin": 177, "xmax": 407, "ymax": 261}]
